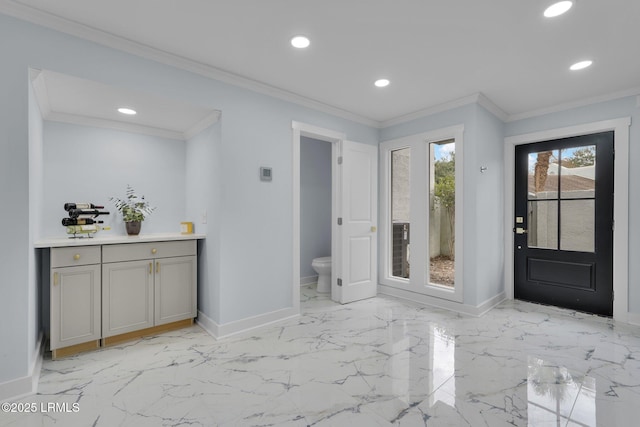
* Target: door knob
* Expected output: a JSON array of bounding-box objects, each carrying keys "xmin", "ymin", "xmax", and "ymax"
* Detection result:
[{"xmin": 371, "ymin": 226, "xmax": 377, "ymax": 232}]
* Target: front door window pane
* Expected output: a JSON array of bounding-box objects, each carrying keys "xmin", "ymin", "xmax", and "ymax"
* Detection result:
[{"xmin": 528, "ymin": 200, "xmax": 559, "ymax": 250}]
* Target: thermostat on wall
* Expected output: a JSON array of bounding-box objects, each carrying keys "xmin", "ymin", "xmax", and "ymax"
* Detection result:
[{"xmin": 260, "ymin": 166, "xmax": 272, "ymax": 182}]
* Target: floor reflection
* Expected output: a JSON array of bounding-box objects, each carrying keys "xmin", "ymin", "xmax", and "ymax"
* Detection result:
[
  {"xmin": 527, "ymin": 356, "xmax": 596, "ymax": 426},
  {"xmin": 5, "ymin": 285, "xmax": 639, "ymax": 426}
]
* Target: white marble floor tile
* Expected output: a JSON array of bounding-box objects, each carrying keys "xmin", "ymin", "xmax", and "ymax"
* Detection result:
[{"xmin": 2, "ymin": 285, "xmax": 640, "ymax": 426}]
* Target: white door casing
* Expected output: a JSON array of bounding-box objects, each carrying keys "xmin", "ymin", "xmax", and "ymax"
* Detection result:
[
  {"xmin": 336, "ymin": 140, "xmax": 378, "ymax": 303},
  {"xmin": 504, "ymin": 117, "xmax": 631, "ymax": 322}
]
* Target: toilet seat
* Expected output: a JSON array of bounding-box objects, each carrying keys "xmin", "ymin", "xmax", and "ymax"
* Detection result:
[{"xmin": 312, "ymin": 256, "xmax": 331, "ymax": 266}]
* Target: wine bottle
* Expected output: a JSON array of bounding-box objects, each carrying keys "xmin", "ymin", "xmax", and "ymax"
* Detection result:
[
  {"xmin": 61, "ymin": 218, "xmax": 104, "ymax": 226},
  {"xmin": 64, "ymin": 202, "xmax": 105, "ymax": 211},
  {"xmin": 67, "ymin": 209, "xmax": 110, "ymax": 219},
  {"xmin": 66, "ymin": 225, "xmax": 111, "ymax": 234}
]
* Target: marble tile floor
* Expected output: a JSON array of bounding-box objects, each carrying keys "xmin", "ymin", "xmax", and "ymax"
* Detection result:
[{"xmin": 2, "ymin": 286, "xmax": 640, "ymax": 426}]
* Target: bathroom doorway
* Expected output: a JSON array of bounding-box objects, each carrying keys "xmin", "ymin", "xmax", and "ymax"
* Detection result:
[
  {"xmin": 292, "ymin": 121, "xmax": 378, "ymax": 308},
  {"xmin": 292, "ymin": 122, "xmax": 342, "ymax": 309},
  {"xmin": 300, "ymin": 136, "xmax": 333, "ymax": 291}
]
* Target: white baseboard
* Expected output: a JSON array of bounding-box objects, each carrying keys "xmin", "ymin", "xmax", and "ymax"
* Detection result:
[
  {"xmin": 300, "ymin": 275, "xmax": 318, "ymax": 286},
  {"xmin": 197, "ymin": 306, "xmax": 300, "ymax": 340},
  {"xmin": 475, "ymin": 292, "xmax": 507, "ymax": 316},
  {"xmin": 627, "ymin": 312, "xmax": 640, "ymax": 326},
  {"xmin": 0, "ymin": 333, "xmax": 44, "ymax": 403},
  {"xmin": 378, "ymin": 284, "xmax": 506, "ymax": 317}
]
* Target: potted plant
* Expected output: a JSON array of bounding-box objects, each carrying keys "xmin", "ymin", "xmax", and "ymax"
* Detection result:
[{"xmin": 110, "ymin": 185, "xmax": 156, "ymax": 235}]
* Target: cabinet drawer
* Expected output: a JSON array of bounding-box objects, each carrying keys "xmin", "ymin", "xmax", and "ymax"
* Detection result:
[
  {"xmin": 102, "ymin": 240, "xmax": 196, "ymax": 263},
  {"xmin": 51, "ymin": 246, "xmax": 101, "ymax": 268}
]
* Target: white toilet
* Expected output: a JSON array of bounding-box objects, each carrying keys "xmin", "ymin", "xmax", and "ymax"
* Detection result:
[{"xmin": 311, "ymin": 256, "xmax": 332, "ymax": 293}]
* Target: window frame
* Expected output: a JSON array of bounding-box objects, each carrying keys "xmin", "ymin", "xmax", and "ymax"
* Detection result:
[{"xmin": 379, "ymin": 125, "xmax": 464, "ymax": 302}]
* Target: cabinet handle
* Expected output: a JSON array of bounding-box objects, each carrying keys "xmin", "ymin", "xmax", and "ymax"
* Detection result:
[
  {"xmin": 151, "ymin": 248, "xmax": 157, "ymax": 254},
  {"xmin": 53, "ymin": 272, "xmax": 59, "ymax": 286},
  {"xmin": 73, "ymin": 254, "xmax": 81, "ymax": 261},
  {"xmin": 149, "ymin": 262, "xmax": 152, "ymax": 274},
  {"xmin": 156, "ymin": 261, "xmax": 160, "ymax": 273}
]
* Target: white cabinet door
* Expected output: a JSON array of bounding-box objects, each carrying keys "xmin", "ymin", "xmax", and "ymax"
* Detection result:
[
  {"xmin": 337, "ymin": 140, "xmax": 378, "ymax": 304},
  {"xmin": 102, "ymin": 260, "xmax": 154, "ymax": 337},
  {"xmin": 50, "ymin": 264, "xmax": 101, "ymax": 350},
  {"xmin": 154, "ymin": 256, "xmax": 196, "ymax": 326}
]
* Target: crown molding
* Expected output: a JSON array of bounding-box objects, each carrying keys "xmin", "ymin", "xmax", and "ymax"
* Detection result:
[
  {"xmin": 0, "ymin": 1, "xmax": 379, "ymax": 128},
  {"xmin": 6, "ymin": 1, "xmax": 638, "ymax": 132},
  {"xmin": 380, "ymin": 94, "xmax": 479, "ymax": 128},
  {"xmin": 507, "ymin": 86, "xmax": 640, "ymax": 123},
  {"xmin": 476, "ymin": 93, "xmax": 509, "ymax": 122},
  {"xmin": 380, "ymin": 93, "xmax": 510, "ymax": 128},
  {"xmin": 29, "ymin": 68, "xmax": 51, "ymax": 117},
  {"xmin": 46, "ymin": 111, "xmax": 187, "ymax": 140},
  {"xmin": 183, "ymin": 110, "xmax": 221, "ymax": 140}
]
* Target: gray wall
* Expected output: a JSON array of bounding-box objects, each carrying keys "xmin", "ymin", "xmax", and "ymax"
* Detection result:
[
  {"xmin": 380, "ymin": 103, "xmax": 506, "ymax": 307},
  {"xmin": 185, "ymin": 123, "xmax": 222, "ymax": 324},
  {"xmin": 505, "ymin": 95, "xmax": 640, "ymax": 313},
  {"xmin": 42, "ymin": 122, "xmax": 187, "ymax": 237},
  {"xmin": 0, "ymin": 12, "xmax": 378, "ymax": 389},
  {"xmin": 300, "ymin": 136, "xmax": 332, "ymax": 280}
]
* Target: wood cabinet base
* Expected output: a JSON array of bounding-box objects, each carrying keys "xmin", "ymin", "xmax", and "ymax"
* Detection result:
[
  {"xmin": 51, "ymin": 318, "xmax": 194, "ymax": 359},
  {"xmin": 52, "ymin": 340, "xmax": 100, "ymax": 360},
  {"xmin": 102, "ymin": 318, "xmax": 194, "ymax": 347}
]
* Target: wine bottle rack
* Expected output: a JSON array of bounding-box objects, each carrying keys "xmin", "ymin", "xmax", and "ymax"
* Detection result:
[{"xmin": 62, "ymin": 203, "xmax": 110, "ymax": 239}]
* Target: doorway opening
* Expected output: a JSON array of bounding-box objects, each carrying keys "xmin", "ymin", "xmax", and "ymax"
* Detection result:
[
  {"xmin": 504, "ymin": 118, "xmax": 630, "ymax": 321},
  {"xmin": 292, "ymin": 122, "xmax": 343, "ymax": 311},
  {"xmin": 514, "ymin": 132, "xmax": 614, "ymax": 315},
  {"xmin": 292, "ymin": 122, "xmax": 378, "ymax": 308},
  {"xmin": 300, "ymin": 136, "xmax": 333, "ymax": 292}
]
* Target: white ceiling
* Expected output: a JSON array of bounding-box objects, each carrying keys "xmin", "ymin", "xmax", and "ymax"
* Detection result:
[
  {"xmin": 31, "ymin": 69, "xmax": 220, "ymax": 140},
  {"xmin": 7, "ymin": 0, "xmax": 640, "ymax": 125}
]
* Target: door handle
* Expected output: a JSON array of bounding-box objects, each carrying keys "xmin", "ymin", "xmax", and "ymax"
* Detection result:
[
  {"xmin": 156, "ymin": 261, "xmax": 160, "ymax": 273},
  {"xmin": 514, "ymin": 227, "xmax": 528, "ymax": 235}
]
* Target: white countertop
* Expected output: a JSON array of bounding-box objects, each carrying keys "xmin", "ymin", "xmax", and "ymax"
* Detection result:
[{"xmin": 34, "ymin": 233, "xmax": 205, "ymax": 248}]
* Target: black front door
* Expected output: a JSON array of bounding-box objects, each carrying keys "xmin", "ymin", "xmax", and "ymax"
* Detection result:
[{"xmin": 514, "ymin": 132, "xmax": 614, "ymax": 316}]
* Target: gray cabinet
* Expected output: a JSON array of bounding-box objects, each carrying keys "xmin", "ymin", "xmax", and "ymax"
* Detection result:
[
  {"xmin": 102, "ymin": 260, "xmax": 154, "ymax": 337},
  {"xmin": 50, "ymin": 247, "xmax": 101, "ymax": 352},
  {"xmin": 102, "ymin": 241, "xmax": 197, "ymax": 338},
  {"xmin": 154, "ymin": 256, "xmax": 197, "ymax": 325},
  {"xmin": 45, "ymin": 238, "xmax": 198, "ymax": 357}
]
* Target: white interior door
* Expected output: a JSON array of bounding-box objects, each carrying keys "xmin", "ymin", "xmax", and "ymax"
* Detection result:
[{"xmin": 335, "ymin": 140, "xmax": 378, "ymax": 304}]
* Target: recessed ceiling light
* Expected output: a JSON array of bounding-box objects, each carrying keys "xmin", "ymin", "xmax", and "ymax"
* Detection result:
[
  {"xmin": 544, "ymin": 1, "xmax": 573, "ymax": 18},
  {"xmin": 290, "ymin": 36, "xmax": 310, "ymax": 49},
  {"xmin": 117, "ymin": 107, "xmax": 137, "ymax": 115},
  {"xmin": 374, "ymin": 79, "xmax": 390, "ymax": 88},
  {"xmin": 570, "ymin": 60, "xmax": 592, "ymax": 71}
]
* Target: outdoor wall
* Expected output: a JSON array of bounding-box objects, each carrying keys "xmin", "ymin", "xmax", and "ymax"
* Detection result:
[
  {"xmin": 300, "ymin": 136, "xmax": 332, "ymax": 282},
  {"xmin": 505, "ymin": 95, "xmax": 640, "ymax": 314}
]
